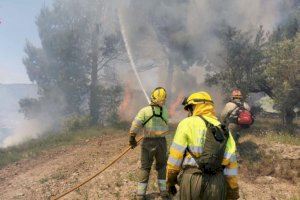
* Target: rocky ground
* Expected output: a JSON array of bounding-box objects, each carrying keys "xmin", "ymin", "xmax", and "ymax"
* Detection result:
[{"xmin": 0, "ymin": 130, "xmax": 299, "ymax": 200}]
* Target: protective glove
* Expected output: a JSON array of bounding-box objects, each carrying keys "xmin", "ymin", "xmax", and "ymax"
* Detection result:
[
  {"xmin": 167, "ymin": 185, "xmax": 177, "ymax": 196},
  {"xmin": 227, "ymin": 186, "xmax": 239, "ymax": 200},
  {"xmin": 129, "ymin": 135, "xmax": 137, "ymax": 149}
]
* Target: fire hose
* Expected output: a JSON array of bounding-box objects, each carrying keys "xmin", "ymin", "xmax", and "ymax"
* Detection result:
[{"xmin": 51, "ymin": 136, "xmax": 144, "ymax": 200}]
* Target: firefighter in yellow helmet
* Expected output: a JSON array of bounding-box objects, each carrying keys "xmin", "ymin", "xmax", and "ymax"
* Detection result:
[
  {"xmin": 129, "ymin": 87, "xmax": 169, "ymax": 200},
  {"xmin": 166, "ymin": 91, "xmax": 239, "ymax": 200}
]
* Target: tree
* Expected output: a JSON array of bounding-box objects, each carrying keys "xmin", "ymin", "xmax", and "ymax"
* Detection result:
[
  {"xmin": 89, "ymin": 26, "xmax": 123, "ymax": 125},
  {"xmin": 263, "ymin": 34, "xmax": 300, "ymax": 128},
  {"xmin": 149, "ymin": 1, "xmax": 198, "ymax": 98},
  {"xmin": 206, "ymin": 25, "xmax": 272, "ymax": 98},
  {"xmin": 206, "ymin": 24, "xmax": 300, "ymax": 129},
  {"xmin": 97, "ymin": 85, "xmax": 123, "ymax": 126},
  {"xmin": 22, "ymin": 0, "xmax": 124, "ymax": 125},
  {"xmin": 19, "ymin": 98, "xmax": 41, "ymax": 119}
]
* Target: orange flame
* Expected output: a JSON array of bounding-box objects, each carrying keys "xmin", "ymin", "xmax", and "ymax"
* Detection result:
[{"xmin": 119, "ymin": 81, "xmax": 133, "ymax": 119}]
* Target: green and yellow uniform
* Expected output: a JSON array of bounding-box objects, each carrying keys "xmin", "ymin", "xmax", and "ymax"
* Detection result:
[
  {"xmin": 129, "ymin": 87, "xmax": 169, "ymax": 199},
  {"xmin": 167, "ymin": 92, "xmax": 239, "ymax": 200}
]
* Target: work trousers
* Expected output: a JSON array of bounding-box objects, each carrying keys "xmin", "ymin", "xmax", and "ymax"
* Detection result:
[
  {"xmin": 139, "ymin": 137, "xmax": 167, "ymax": 183},
  {"xmin": 178, "ymin": 167, "xmax": 226, "ymax": 200}
]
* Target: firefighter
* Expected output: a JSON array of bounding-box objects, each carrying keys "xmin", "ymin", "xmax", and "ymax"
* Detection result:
[
  {"xmin": 166, "ymin": 91, "xmax": 239, "ymax": 200},
  {"xmin": 129, "ymin": 87, "xmax": 169, "ymax": 200},
  {"xmin": 221, "ymin": 89, "xmax": 252, "ymax": 142}
]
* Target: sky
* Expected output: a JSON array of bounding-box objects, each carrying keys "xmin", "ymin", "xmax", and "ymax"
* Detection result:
[{"xmin": 0, "ymin": 0, "xmax": 52, "ymax": 84}]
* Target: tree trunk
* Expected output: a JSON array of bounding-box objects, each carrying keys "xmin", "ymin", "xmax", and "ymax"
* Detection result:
[
  {"xmin": 90, "ymin": 25, "xmax": 100, "ymax": 125},
  {"xmin": 90, "ymin": 64, "xmax": 98, "ymax": 125},
  {"xmin": 282, "ymin": 107, "xmax": 295, "ymax": 133}
]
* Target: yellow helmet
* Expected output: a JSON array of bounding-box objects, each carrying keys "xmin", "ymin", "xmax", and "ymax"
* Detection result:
[
  {"xmin": 151, "ymin": 87, "xmax": 167, "ymax": 103},
  {"xmin": 182, "ymin": 91, "xmax": 214, "ymax": 110}
]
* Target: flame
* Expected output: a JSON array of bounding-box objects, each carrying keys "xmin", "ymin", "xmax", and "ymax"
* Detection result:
[
  {"xmin": 119, "ymin": 81, "xmax": 133, "ymax": 119},
  {"xmin": 169, "ymin": 91, "xmax": 185, "ymax": 118}
]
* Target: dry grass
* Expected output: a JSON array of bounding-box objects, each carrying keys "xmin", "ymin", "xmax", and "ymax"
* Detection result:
[
  {"xmin": 242, "ymin": 116, "xmax": 300, "ymax": 146},
  {"xmin": 0, "ymin": 126, "xmax": 124, "ymax": 168}
]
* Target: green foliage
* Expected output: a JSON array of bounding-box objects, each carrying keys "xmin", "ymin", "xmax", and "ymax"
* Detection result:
[
  {"xmin": 62, "ymin": 115, "xmax": 90, "ymax": 132},
  {"xmin": 271, "ymin": 6, "xmax": 299, "ymax": 42},
  {"xmin": 263, "ymin": 34, "xmax": 300, "ymax": 128},
  {"xmin": 23, "ymin": 0, "xmax": 91, "ymax": 115},
  {"xmin": 206, "ymin": 22, "xmax": 299, "ymax": 129},
  {"xmin": 19, "ymin": 98, "xmax": 41, "ymax": 119},
  {"xmin": 101, "ymin": 86, "xmax": 123, "ymax": 123},
  {"xmin": 89, "ymin": 85, "xmax": 124, "ymax": 126},
  {"xmin": 107, "ymin": 112, "xmax": 130, "ymax": 130},
  {"xmin": 22, "ymin": 0, "xmax": 124, "ymax": 125},
  {"xmin": 206, "ymin": 25, "xmax": 272, "ymax": 98}
]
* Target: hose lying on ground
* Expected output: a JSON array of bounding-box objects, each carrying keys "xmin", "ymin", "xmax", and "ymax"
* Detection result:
[{"xmin": 51, "ymin": 136, "xmax": 144, "ymax": 200}]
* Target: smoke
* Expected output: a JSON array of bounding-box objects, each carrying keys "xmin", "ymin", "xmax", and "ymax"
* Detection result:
[
  {"xmin": 186, "ymin": 0, "xmax": 283, "ymax": 62},
  {"xmin": 120, "ymin": 0, "xmax": 289, "ymax": 64},
  {"xmin": 0, "ymin": 118, "xmax": 51, "ymax": 148},
  {"xmin": 0, "ymin": 85, "xmax": 66, "ymax": 148},
  {"xmin": 115, "ymin": 0, "xmax": 291, "ymax": 118}
]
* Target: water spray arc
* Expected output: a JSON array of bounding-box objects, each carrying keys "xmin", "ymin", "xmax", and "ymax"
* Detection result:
[{"xmin": 118, "ymin": 8, "xmax": 151, "ymax": 104}]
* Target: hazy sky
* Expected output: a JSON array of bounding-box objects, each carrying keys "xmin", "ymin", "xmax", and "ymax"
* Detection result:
[{"xmin": 0, "ymin": 0, "xmax": 52, "ymax": 84}]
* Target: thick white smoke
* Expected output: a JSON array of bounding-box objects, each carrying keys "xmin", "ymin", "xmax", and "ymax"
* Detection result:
[
  {"xmin": 114, "ymin": 0, "xmax": 289, "ymax": 91},
  {"xmin": 1, "ymin": 118, "xmax": 50, "ymax": 148},
  {"xmin": 114, "ymin": 0, "xmax": 293, "ymax": 121}
]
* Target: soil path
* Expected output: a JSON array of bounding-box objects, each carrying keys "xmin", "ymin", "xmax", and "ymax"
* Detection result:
[{"xmin": 0, "ymin": 132, "xmax": 299, "ymax": 200}]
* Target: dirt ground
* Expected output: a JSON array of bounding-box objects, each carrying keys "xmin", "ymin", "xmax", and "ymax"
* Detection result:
[{"xmin": 0, "ymin": 131, "xmax": 299, "ymax": 200}]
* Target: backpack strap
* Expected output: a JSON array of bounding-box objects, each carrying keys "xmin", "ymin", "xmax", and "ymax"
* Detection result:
[
  {"xmin": 198, "ymin": 115, "xmax": 227, "ymax": 142},
  {"xmin": 232, "ymin": 101, "xmax": 244, "ymax": 109},
  {"xmin": 198, "ymin": 115, "xmax": 210, "ymax": 127},
  {"xmin": 142, "ymin": 106, "xmax": 167, "ymax": 126},
  {"xmin": 227, "ymin": 101, "xmax": 244, "ymax": 119}
]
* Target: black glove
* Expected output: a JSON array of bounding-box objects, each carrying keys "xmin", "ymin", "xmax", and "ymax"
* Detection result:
[
  {"xmin": 168, "ymin": 185, "xmax": 177, "ymax": 196},
  {"xmin": 227, "ymin": 187, "xmax": 239, "ymax": 200},
  {"xmin": 129, "ymin": 136, "xmax": 137, "ymax": 149}
]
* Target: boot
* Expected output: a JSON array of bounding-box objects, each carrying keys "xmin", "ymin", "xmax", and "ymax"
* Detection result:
[
  {"xmin": 137, "ymin": 182, "xmax": 148, "ymax": 200},
  {"xmin": 158, "ymin": 179, "xmax": 169, "ymax": 200}
]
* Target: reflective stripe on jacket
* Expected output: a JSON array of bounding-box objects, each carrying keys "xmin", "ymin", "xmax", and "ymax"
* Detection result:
[
  {"xmin": 129, "ymin": 105, "xmax": 169, "ymax": 137},
  {"xmin": 167, "ymin": 115, "xmax": 238, "ymax": 189}
]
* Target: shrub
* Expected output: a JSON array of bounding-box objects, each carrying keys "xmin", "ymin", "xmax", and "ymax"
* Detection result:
[{"xmin": 62, "ymin": 115, "xmax": 90, "ymax": 132}]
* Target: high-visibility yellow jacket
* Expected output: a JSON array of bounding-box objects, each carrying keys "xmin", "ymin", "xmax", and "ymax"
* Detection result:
[
  {"xmin": 167, "ymin": 115, "xmax": 238, "ymax": 189},
  {"xmin": 129, "ymin": 104, "xmax": 169, "ymax": 137}
]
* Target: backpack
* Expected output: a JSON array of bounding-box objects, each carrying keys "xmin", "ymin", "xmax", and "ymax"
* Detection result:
[
  {"xmin": 237, "ymin": 108, "xmax": 254, "ymax": 125},
  {"xmin": 187, "ymin": 116, "xmax": 229, "ymax": 174},
  {"xmin": 229, "ymin": 102, "xmax": 254, "ymax": 126}
]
